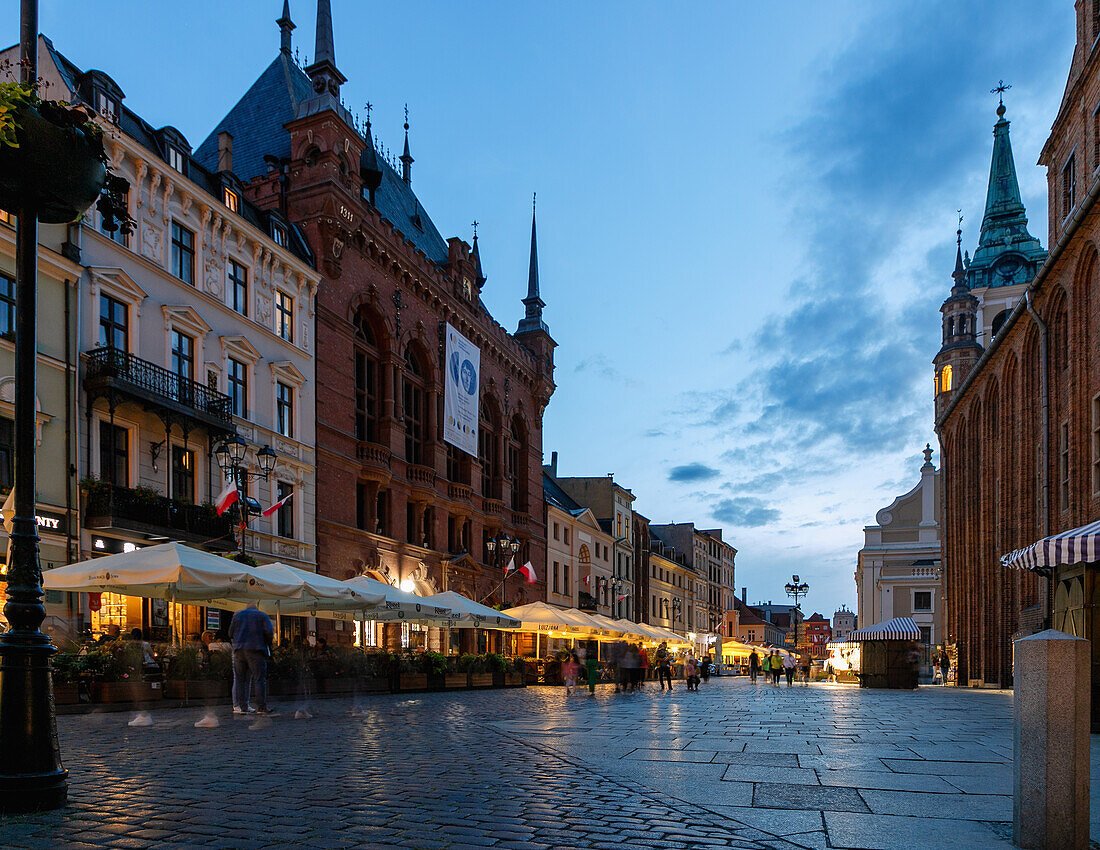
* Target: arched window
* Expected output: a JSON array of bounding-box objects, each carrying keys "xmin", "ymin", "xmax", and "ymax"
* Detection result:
[
  {"xmin": 354, "ymin": 312, "xmax": 381, "ymax": 443},
  {"xmin": 403, "ymin": 344, "xmax": 427, "ymax": 465},
  {"xmin": 940, "ymin": 364, "xmax": 953, "ymax": 393},
  {"xmin": 947, "ymin": 316, "xmax": 955, "ymax": 338},
  {"xmin": 479, "ymin": 399, "xmax": 500, "ymax": 498},
  {"xmin": 991, "ymin": 309, "xmax": 1010, "ymax": 338}
]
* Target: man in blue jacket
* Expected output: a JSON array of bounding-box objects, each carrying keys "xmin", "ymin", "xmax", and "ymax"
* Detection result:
[{"xmin": 229, "ymin": 602, "xmax": 275, "ymax": 715}]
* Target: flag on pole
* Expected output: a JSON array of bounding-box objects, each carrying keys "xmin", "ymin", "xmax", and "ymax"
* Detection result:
[
  {"xmin": 1, "ymin": 487, "xmax": 13, "ymax": 574},
  {"xmin": 518, "ymin": 561, "xmax": 536, "ymax": 584},
  {"xmin": 582, "ymin": 574, "xmax": 590, "ymax": 586},
  {"xmin": 503, "ymin": 556, "xmax": 516, "ymax": 575},
  {"xmin": 215, "ymin": 480, "xmax": 240, "ymax": 515},
  {"xmin": 617, "ymin": 594, "xmax": 628, "ymax": 602},
  {"xmin": 262, "ymin": 491, "xmax": 293, "ymax": 518}
]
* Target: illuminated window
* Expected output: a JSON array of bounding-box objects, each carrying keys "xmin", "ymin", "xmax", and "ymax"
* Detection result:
[
  {"xmin": 275, "ymin": 291, "xmax": 294, "ymax": 341},
  {"xmin": 172, "ymin": 446, "xmax": 194, "ymax": 502},
  {"xmin": 271, "ymin": 223, "xmax": 288, "ymax": 247},
  {"xmin": 940, "ymin": 365, "xmax": 953, "ymax": 393},
  {"xmin": 223, "ymin": 188, "xmax": 239, "ymax": 213},
  {"xmin": 0, "ymin": 209, "xmax": 13, "ymax": 226}
]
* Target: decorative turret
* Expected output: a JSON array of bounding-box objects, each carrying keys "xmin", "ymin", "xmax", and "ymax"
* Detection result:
[
  {"xmin": 359, "ymin": 110, "xmax": 382, "ymax": 206},
  {"xmin": 517, "ymin": 196, "xmax": 547, "ymax": 335},
  {"xmin": 298, "ymin": 0, "xmax": 348, "ymax": 119},
  {"xmin": 934, "ymin": 221, "xmax": 982, "ymax": 421},
  {"xmin": 471, "ymin": 221, "xmax": 486, "ymax": 290},
  {"xmin": 400, "ymin": 104, "xmax": 413, "ymax": 184},
  {"xmin": 277, "ymin": 0, "xmax": 295, "ymax": 55}
]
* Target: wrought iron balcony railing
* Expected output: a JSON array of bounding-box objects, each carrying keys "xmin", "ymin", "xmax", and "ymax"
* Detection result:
[
  {"xmin": 84, "ymin": 483, "xmax": 234, "ymax": 545},
  {"xmin": 84, "ymin": 347, "xmax": 234, "ymax": 429}
]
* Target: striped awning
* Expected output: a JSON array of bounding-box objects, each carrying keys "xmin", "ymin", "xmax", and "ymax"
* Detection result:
[
  {"xmin": 1001, "ymin": 520, "xmax": 1100, "ymax": 574},
  {"xmin": 850, "ymin": 617, "xmax": 921, "ymax": 641}
]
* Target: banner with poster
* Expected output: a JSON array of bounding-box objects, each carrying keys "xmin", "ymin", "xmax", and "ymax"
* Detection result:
[{"xmin": 443, "ymin": 323, "xmax": 480, "ymax": 456}]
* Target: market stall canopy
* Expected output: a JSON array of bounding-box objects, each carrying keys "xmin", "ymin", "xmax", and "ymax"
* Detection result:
[
  {"xmin": 499, "ymin": 601, "xmax": 601, "ymax": 635},
  {"xmin": 849, "ymin": 617, "xmax": 921, "ymax": 641},
  {"xmin": 419, "ymin": 590, "xmax": 520, "ymax": 628},
  {"xmin": 43, "ymin": 542, "xmax": 301, "ymax": 602},
  {"xmin": 1001, "ymin": 519, "xmax": 1100, "ymax": 575},
  {"xmin": 339, "ymin": 575, "xmax": 452, "ymax": 622}
]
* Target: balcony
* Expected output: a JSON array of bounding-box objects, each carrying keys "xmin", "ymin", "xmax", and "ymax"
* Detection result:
[
  {"xmin": 510, "ymin": 510, "xmax": 529, "ymax": 530},
  {"xmin": 84, "ymin": 483, "xmax": 235, "ymax": 548},
  {"xmin": 406, "ymin": 464, "xmax": 437, "ymax": 496},
  {"xmin": 481, "ymin": 496, "xmax": 505, "ymax": 517},
  {"xmin": 355, "ymin": 441, "xmax": 392, "ymax": 478},
  {"xmin": 448, "ymin": 482, "xmax": 472, "ymax": 502},
  {"xmin": 84, "ymin": 347, "xmax": 233, "ymax": 432}
]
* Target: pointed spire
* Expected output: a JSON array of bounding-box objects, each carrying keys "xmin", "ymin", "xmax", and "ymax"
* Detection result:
[
  {"xmin": 359, "ymin": 104, "xmax": 382, "ymax": 206},
  {"xmin": 518, "ymin": 193, "xmax": 548, "ymax": 335},
  {"xmin": 302, "ymin": 0, "xmax": 346, "ymax": 112},
  {"xmin": 277, "ymin": 0, "xmax": 295, "ymax": 55},
  {"xmin": 400, "ymin": 104, "xmax": 414, "ymax": 184},
  {"xmin": 470, "ymin": 221, "xmax": 486, "ymax": 289},
  {"xmin": 952, "ymin": 212, "xmax": 966, "ymax": 289}
]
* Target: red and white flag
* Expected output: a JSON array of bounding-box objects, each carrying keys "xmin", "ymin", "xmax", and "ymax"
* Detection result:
[
  {"xmin": 518, "ymin": 561, "xmax": 537, "ymax": 585},
  {"xmin": 214, "ymin": 480, "xmax": 239, "ymax": 515},
  {"xmin": 617, "ymin": 594, "xmax": 628, "ymax": 602},
  {"xmin": 504, "ymin": 556, "xmax": 516, "ymax": 575},
  {"xmin": 262, "ymin": 491, "xmax": 293, "ymax": 518},
  {"xmin": 582, "ymin": 575, "xmax": 590, "ymax": 586}
]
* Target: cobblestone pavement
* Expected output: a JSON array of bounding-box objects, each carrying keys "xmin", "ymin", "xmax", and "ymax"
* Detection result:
[{"xmin": 0, "ymin": 676, "xmax": 1087, "ymax": 848}]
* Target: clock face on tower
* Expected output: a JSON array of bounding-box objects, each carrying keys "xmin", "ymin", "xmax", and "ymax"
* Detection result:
[{"xmin": 995, "ymin": 256, "xmax": 1020, "ymax": 282}]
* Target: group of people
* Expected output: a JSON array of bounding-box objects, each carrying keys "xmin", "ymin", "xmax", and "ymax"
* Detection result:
[
  {"xmin": 560, "ymin": 641, "xmax": 715, "ymax": 695},
  {"xmin": 930, "ymin": 650, "xmax": 951, "ymax": 685},
  {"xmin": 747, "ymin": 648, "xmax": 810, "ymax": 687}
]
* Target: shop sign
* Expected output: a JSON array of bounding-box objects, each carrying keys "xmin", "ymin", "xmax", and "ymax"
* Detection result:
[
  {"xmin": 88, "ymin": 592, "xmax": 102, "ymax": 612},
  {"xmin": 35, "ymin": 511, "xmax": 67, "ymax": 535},
  {"xmin": 205, "ymin": 609, "xmax": 221, "ymax": 631}
]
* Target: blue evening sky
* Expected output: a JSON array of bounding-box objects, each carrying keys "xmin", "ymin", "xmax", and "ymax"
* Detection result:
[{"xmin": 2, "ymin": 1, "xmax": 1073, "ymax": 618}]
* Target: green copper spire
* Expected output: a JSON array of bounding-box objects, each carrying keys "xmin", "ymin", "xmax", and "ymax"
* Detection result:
[{"xmin": 966, "ymin": 97, "xmax": 1045, "ymax": 290}]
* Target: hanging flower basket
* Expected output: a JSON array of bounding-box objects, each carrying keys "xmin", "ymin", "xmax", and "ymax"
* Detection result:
[{"xmin": 0, "ymin": 91, "xmax": 107, "ymax": 223}]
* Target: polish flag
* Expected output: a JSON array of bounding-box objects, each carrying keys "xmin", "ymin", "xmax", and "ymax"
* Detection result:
[
  {"xmin": 617, "ymin": 594, "xmax": 628, "ymax": 602},
  {"xmin": 582, "ymin": 575, "xmax": 590, "ymax": 586},
  {"xmin": 518, "ymin": 561, "xmax": 536, "ymax": 585},
  {"xmin": 504, "ymin": 556, "xmax": 516, "ymax": 575},
  {"xmin": 214, "ymin": 481, "xmax": 239, "ymax": 515},
  {"xmin": 262, "ymin": 491, "xmax": 293, "ymax": 518}
]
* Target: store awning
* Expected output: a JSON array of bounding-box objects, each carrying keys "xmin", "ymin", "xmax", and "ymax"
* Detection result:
[
  {"xmin": 850, "ymin": 617, "xmax": 921, "ymax": 641},
  {"xmin": 1001, "ymin": 519, "xmax": 1100, "ymax": 575}
]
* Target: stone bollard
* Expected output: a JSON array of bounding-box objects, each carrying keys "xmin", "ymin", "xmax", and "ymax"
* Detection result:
[{"xmin": 1013, "ymin": 629, "xmax": 1090, "ymax": 850}]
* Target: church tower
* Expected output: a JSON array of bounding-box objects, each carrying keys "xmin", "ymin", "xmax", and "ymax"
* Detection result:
[{"xmin": 934, "ymin": 226, "xmax": 982, "ymax": 421}]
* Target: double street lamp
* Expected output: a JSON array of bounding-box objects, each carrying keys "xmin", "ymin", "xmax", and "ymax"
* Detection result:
[
  {"xmin": 485, "ymin": 533, "xmax": 520, "ymax": 607},
  {"xmin": 213, "ymin": 435, "xmax": 279, "ymax": 558},
  {"xmin": 785, "ymin": 574, "xmax": 809, "ymax": 608}
]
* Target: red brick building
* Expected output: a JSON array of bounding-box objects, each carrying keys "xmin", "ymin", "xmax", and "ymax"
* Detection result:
[
  {"xmin": 802, "ymin": 613, "xmax": 831, "ymax": 659},
  {"xmin": 935, "ymin": 3, "xmax": 1100, "ymax": 688},
  {"xmin": 197, "ymin": 1, "xmax": 555, "ymax": 646}
]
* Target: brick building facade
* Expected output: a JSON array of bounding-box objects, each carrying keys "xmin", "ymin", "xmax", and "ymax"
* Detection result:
[
  {"xmin": 197, "ymin": 1, "xmax": 555, "ymax": 645},
  {"xmin": 936, "ymin": 2, "xmax": 1100, "ymax": 687}
]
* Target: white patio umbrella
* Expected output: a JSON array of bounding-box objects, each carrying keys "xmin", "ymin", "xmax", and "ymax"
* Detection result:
[
  {"xmin": 500, "ymin": 601, "xmax": 601, "ymax": 636},
  {"xmin": 337, "ymin": 575, "xmax": 452, "ymax": 622},
  {"xmin": 204, "ymin": 563, "xmax": 387, "ymax": 616},
  {"xmin": 43, "ymin": 542, "xmax": 301, "ymax": 602},
  {"xmin": 420, "ymin": 590, "xmax": 520, "ymax": 628}
]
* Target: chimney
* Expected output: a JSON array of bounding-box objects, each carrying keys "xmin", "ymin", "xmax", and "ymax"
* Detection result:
[
  {"xmin": 550, "ymin": 451, "xmax": 558, "ymax": 477},
  {"xmin": 217, "ymin": 131, "xmax": 234, "ymax": 173},
  {"xmin": 741, "ymin": 587, "xmax": 746, "ymax": 603}
]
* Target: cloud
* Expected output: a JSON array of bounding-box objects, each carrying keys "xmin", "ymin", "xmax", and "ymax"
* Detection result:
[
  {"xmin": 573, "ymin": 354, "xmax": 637, "ymax": 387},
  {"xmin": 643, "ymin": 428, "xmax": 666, "ymax": 438},
  {"xmin": 668, "ymin": 462, "xmax": 720, "ymax": 483},
  {"xmin": 712, "ymin": 498, "xmax": 781, "ymax": 528}
]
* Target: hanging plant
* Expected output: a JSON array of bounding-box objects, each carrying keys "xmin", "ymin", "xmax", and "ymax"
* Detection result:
[{"xmin": 0, "ymin": 76, "xmax": 133, "ymax": 230}]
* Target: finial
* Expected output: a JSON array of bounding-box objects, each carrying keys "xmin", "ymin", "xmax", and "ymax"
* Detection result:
[
  {"xmin": 532, "ymin": 191, "xmax": 536, "ymax": 214},
  {"xmin": 956, "ymin": 209, "xmax": 963, "ymax": 245},
  {"xmin": 472, "ymin": 220, "xmax": 479, "ymax": 239},
  {"xmin": 991, "ymin": 79, "xmax": 1011, "ymax": 117},
  {"xmin": 365, "ymin": 101, "xmax": 372, "ymax": 127},
  {"xmin": 404, "ymin": 103, "xmax": 409, "ymax": 132},
  {"xmin": 922, "ymin": 444, "xmax": 934, "ymax": 470}
]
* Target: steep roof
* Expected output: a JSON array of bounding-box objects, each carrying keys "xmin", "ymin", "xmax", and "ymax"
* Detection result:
[
  {"xmin": 194, "ymin": 52, "xmax": 448, "ymax": 265},
  {"xmin": 542, "ymin": 472, "xmax": 585, "ymax": 516},
  {"xmin": 733, "ymin": 597, "xmax": 770, "ymax": 628}
]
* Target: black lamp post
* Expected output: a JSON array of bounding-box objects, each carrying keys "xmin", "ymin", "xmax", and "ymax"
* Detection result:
[
  {"xmin": 485, "ymin": 533, "xmax": 520, "ymax": 607},
  {"xmin": 785, "ymin": 574, "xmax": 809, "ymax": 608},
  {"xmin": 0, "ymin": 0, "xmax": 68, "ymax": 813},
  {"xmin": 213, "ymin": 437, "xmax": 279, "ymax": 558},
  {"xmin": 607, "ymin": 576, "xmax": 624, "ymax": 618},
  {"xmin": 671, "ymin": 597, "xmax": 683, "ymax": 626}
]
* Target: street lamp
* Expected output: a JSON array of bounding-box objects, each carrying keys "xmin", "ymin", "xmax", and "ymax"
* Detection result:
[
  {"xmin": 213, "ymin": 438, "xmax": 279, "ymax": 558},
  {"xmin": 671, "ymin": 597, "xmax": 683, "ymax": 625},
  {"xmin": 485, "ymin": 533, "xmax": 520, "ymax": 607},
  {"xmin": 606, "ymin": 576, "xmax": 624, "ymax": 618},
  {"xmin": 785, "ymin": 574, "xmax": 809, "ymax": 608}
]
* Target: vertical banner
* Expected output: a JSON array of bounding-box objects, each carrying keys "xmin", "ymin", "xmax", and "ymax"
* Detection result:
[{"xmin": 443, "ymin": 323, "xmax": 480, "ymax": 456}]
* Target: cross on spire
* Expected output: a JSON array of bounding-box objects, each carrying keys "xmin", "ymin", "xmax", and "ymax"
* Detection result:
[
  {"xmin": 365, "ymin": 101, "xmax": 372, "ymax": 124},
  {"xmin": 991, "ymin": 79, "xmax": 1012, "ymax": 105},
  {"xmin": 471, "ymin": 220, "xmax": 479, "ymax": 238}
]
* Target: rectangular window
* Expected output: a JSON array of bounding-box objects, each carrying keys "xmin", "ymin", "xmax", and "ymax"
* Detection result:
[
  {"xmin": 98, "ymin": 422, "xmax": 128, "ymax": 485},
  {"xmin": 95, "ymin": 91, "xmax": 117, "ymax": 122},
  {"xmin": 1062, "ymin": 153, "xmax": 1077, "ymax": 219},
  {"xmin": 563, "ymin": 528, "xmax": 570, "ymax": 545},
  {"xmin": 227, "ymin": 358, "xmax": 248, "ymax": 418},
  {"xmin": 275, "ymin": 291, "xmax": 294, "ymax": 342},
  {"xmin": 354, "ymin": 351, "xmax": 376, "ymax": 442},
  {"xmin": 563, "ymin": 565, "xmax": 570, "ymax": 596},
  {"xmin": 0, "ymin": 210, "xmax": 13, "ymax": 226},
  {"xmin": 552, "ymin": 562, "xmax": 559, "ymax": 594},
  {"xmin": 276, "ymin": 481, "xmax": 294, "ymax": 538},
  {"xmin": 171, "ymin": 446, "xmax": 194, "ymax": 503},
  {"xmin": 229, "ymin": 260, "xmax": 248, "ymax": 316},
  {"xmin": 276, "ymin": 382, "xmax": 294, "ymax": 438},
  {"xmin": 98, "ymin": 294, "xmax": 128, "ymax": 351},
  {"xmin": 171, "ymin": 221, "xmax": 195, "ymax": 285},
  {"xmin": 913, "ymin": 591, "xmax": 932, "ymax": 611},
  {"xmin": 167, "ymin": 147, "xmax": 185, "ymax": 174},
  {"xmin": 1060, "ymin": 421, "xmax": 1070, "ymax": 512},
  {"xmin": 1094, "ymin": 105, "xmax": 1100, "ymax": 173},
  {"xmin": 553, "ymin": 522, "xmax": 559, "ymax": 541},
  {"xmin": 223, "ymin": 187, "xmax": 239, "ymax": 213},
  {"xmin": 170, "ymin": 330, "xmax": 193, "ymax": 381},
  {"xmin": 271, "ymin": 223, "xmax": 288, "ymax": 248},
  {"xmin": 356, "ymin": 483, "xmax": 368, "ymax": 531},
  {"xmin": 919, "ymin": 626, "xmax": 932, "ymax": 645},
  {"xmin": 0, "ymin": 418, "xmax": 12, "ymax": 491},
  {"xmin": 1092, "ymin": 395, "xmax": 1100, "ymax": 495},
  {"xmin": 0, "ymin": 272, "xmax": 14, "ymax": 340}
]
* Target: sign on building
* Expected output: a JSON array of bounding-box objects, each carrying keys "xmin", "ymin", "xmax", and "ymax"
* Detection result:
[{"xmin": 443, "ymin": 323, "xmax": 480, "ymax": 456}]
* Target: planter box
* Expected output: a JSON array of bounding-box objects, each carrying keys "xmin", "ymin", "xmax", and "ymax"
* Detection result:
[
  {"xmin": 468, "ymin": 673, "xmax": 493, "ymax": 688},
  {"xmin": 504, "ymin": 672, "xmax": 526, "ymax": 688},
  {"xmin": 397, "ymin": 673, "xmax": 428, "ymax": 691},
  {"xmin": 356, "ymin": 677, "xmax": 390, "ymax": 694},
  {"xmin": 53, "ymin": 683, "xmax": 80, "ymax": 705},
  {"xmin": 318, "ymin": 678, "xmax": 357, "ymax": 695},
  {"xmin": 444, "ymin": 673, "xmax": 468, "ymax": 689},
  {"xmin": 92, "ymin": 681, "xmax": 164, "ymax": 704},
  {"xmin": 165, "ymin": 680, "xmax": 229, "ymax": 701}
]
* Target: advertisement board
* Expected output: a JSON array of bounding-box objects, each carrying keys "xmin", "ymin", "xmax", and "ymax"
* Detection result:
[{"xmin": 443, "ymin": 322, "xmax": 480, "ymax": 456}]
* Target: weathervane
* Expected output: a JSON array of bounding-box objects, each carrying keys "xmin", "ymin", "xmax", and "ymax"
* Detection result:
[
  {"xmin": 365, "ymin": 101, "xmax": 372, "ymax": 126},
  {"xmin": 991, "ymin": 80, "xmax": 1011, "ymax": 115},
  {"xmin": 957, "ymin": 209, "xmax": 963, "ymax": 245},
  {"xmin": 471, "ymin": 220, "xmax": 479, "ymax": 238}
]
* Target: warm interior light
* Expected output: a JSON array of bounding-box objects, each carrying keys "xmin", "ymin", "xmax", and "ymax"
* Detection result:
[{"xmin": 400, "ymin": 578, "xmax": 415, "ymax": 593}]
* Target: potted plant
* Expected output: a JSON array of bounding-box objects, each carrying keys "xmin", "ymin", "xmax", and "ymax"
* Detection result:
[
  {"xmin": 317, "ymin": 646, "xmax": 356, "ymax": 695},
  {"xmin": 457, "ymin": 653, "xmax": 492, "ymax": 688},
  {"xmin": 268, "ymin": 644, "xmax": 313, "ymax": 697},
  {"xmin": 0, "ymin": 77, "xmax": 131, "ymax": 227},
  {"xmin": 163, "ymin": 646, "xmax": 228, "ymax": 701},
  {"xmin": 87, "ymin": 643, "xmax": 163, "ymax": 704},
  {"xmin": 395, "ymin": 651, "xmax": 428, "ymax": 691},
  {"xmin": 442, "ymin": 655, "xmax": 467, "ymax": 690},
  {"xmin": 50, "ymin": 652, "xmax": 84, "ymax": 705},
  {"xmin": 486, "ymin": 652, "xmax": 508, "ymax": 687},
  {"xmin": 419, "ymin": 651, "xmax": 449, "ymax": 691},
  {"xmin": 504, "ymin": 656, "xmax": 526, "ymax": 688}
]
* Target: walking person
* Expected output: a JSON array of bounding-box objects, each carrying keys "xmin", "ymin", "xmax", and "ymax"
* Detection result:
[
  {"xmin": 782, "ymin": 652, "xmax": 796, "ymax": 687},
  {"xmin": 800, "ymin": 650, "xmax": 812, "ymax": 687},
  {"xmin": 655, "ymin": 641, "xmax": 673, "ymax": 691},
  {"xmin": 684, "ymin": 655, "xmax": 700, "ymax": 691},
  {"xmin": 562, "ymin": 651, "xmax": 580, "ymax": 696},
  {"xmin": 749, "ymin": 650, "xmax": 760, "ymax": 684},
  {"xmin": 938, "ymin": 651, "xmax": 950, "ymax": 686},
  {"xmin": 639, "ymin": 644, "xmax": 650, "ymax": 688},
  {"xmin": 770, "ymin": 650, "xmax": 782, "ymax": 685},
  {"xmin": 700, "ymin": 654, "xmax": 712, "ymax": 685},
  {"xmin": 229, "ymin": 601, "xmax": 275, "ymax": 715}
]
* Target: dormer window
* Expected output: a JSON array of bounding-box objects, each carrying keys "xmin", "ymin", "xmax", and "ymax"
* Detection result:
[
  {"xmin": 271, "ymin": 223, "xmax": 288, "ymax": 248},
  {"xmin": 223, "ymin": 187, "xmax": 239, "ymax": 213},
  {"xmin": 167, "ymin": 147, "xmax": 186, "ymax": 174},
  {"xmin": 95, "ymin": 90, "xmax": 118, "ymax": 122}
]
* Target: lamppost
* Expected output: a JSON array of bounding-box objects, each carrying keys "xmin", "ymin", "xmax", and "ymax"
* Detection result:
[
  {"xmin": 213, "ymin": 435, "xmax": 278, "ymax": 558},
  {"xmin": 485, "ymin": 533, "xmax": 520, "ymax": 607},
  {"xmin": 671, "ymin": 597, "xmax": 683, "ymax": 626},
  {"xmin": 0, "ymin": 0, "xmax": 68, "ymax": 812},
  {"xmin": 607, "ymin": 576, "xmax": 624, "ymax": 618},
  {"xmin": 785, "ymin": 574, "xmax": 809, "ymax": 649}
]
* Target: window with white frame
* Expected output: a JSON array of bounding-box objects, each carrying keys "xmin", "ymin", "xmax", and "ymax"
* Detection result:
[
  {"xmin": 167, "ymin": 147, "xmax": 186, "ymax": 174},
  {"xmin": 276, "ymin": 381, "xmax": 294, "ymax": 438},
  {"xmin": 913, "ymin": 591, "xmax": 932, "ymax": 611},
  {"xmin": 275, "ymin": 291, "xmax": 293, "ymax": 341},
  {"xmin": 227, "ymin": 357, "xmax": 248, "ymax": 418},
  {"xmin": 229, "ymin": 260, "xmax": 248, "ymax": 317}
]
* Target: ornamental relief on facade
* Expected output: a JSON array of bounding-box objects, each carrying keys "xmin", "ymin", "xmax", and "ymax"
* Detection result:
[
  {"xmin": 203, "ymin": 256, "xmax": 222, "ymax": 297},
  {"xmin": 257, "ymin": 293, "xmax": 272, "ymax": 325},
  {"xmin": 140, "ymin": 221, "xmax": 161, "ymax": 264}
]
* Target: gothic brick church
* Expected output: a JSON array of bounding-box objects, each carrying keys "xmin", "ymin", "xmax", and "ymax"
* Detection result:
[{"xmin": 196, "ymin": 1, "xmax": 556, "ymax": 646}]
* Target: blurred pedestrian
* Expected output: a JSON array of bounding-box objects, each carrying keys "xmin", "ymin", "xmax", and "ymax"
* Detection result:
[
  {"xmin": 639, "ymin": 644, "xmax": 650, "ymax": 687},
  {"xmin": 749, "ymin": 650, "xmax": 760, "ymax": 684},
  {"xmin": 684, "ymin": 655, "xmax": 700, "ymax": 691},
  {"xmin": 562, "ymin": 651, "xmax": 580, "ymax": 695},
  {"xmin": 782, "ymin": 652, "xmax": 796, "ymax": 687},
  {"xmin": 229, "ymin": 601, "xmax": 275, "ymax": 715},
  {"xmin": 624, "ymin": 644, "xmax": 642, "ymax": 692},
  {"xmin": 769, "ymin": 650, "xmax": 782, "ymax": 685},
  {"xmin": 655, "ymin": 642, "xmax": 673, "ymax": 691},
  {"xmin": 800, "ymin": 650, "xmax": 812, "ymax": 687},
  {"xmin": 938, "ymin": 652, "xmax": 950, "ymax": 686},
  {"xmin": 700, "ymin": 654, "xmax": 712, "ymax": 685}
]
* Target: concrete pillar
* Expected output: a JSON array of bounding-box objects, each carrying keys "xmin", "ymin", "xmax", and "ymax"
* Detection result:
[{"xmin": 1013, "ymin": 629, "xmax": 1090, "ymax": 850}]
